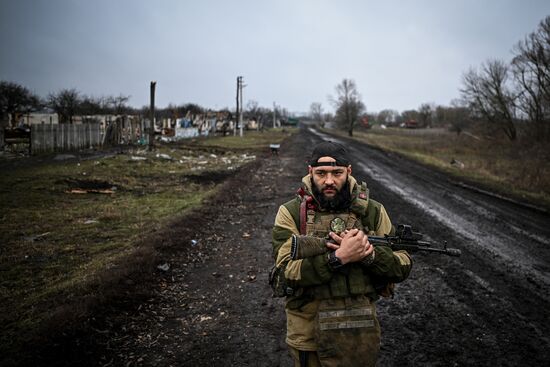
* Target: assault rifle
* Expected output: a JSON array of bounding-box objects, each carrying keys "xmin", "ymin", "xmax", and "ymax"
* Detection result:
[
  {"xmin": 290, "ymin": 224, "xmax": 461, "ymax": 260},
  {"xmin": 368, "ymin": 224, "xmax": 461, "ymax": 257}
]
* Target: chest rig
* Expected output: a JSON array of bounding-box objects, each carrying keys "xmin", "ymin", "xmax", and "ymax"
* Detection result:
[
  {"xmin": 295, "ymin": 182, "xmax": 379, "ymax": 300},
  {"xmin": 305, "ymin": 209, "xmax": 362, "ymax": 237},
  {"xmin": 298, "ymin": 181, "xmax": 371, "ymax": 237}
]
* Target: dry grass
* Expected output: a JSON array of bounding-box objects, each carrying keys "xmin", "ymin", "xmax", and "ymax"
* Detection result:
[
  {"xmin": 192, "ymin": 127, "xmax": 297, "ymax": 150},
  {"xmin": 328, "ymin": 127, "xmax": 550, "ymax": 209},
  {"xmin": 0, "ymin": 128, "xmax": 295, "ymax": 356}
]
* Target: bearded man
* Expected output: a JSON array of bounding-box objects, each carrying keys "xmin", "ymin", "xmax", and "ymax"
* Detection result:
[{"xmin": 271, "ymin": 141, "xmax": 412, "ymax": 367}]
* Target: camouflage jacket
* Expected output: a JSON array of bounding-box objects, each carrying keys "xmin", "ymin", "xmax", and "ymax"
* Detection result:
[{"xmin": 271, "ymin": 174, "xmax": 412, "ymax": 351}]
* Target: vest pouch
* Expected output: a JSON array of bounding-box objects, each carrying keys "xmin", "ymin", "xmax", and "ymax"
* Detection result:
[
  {"xmin": 315, "ymin": 295, "xmax": 380, "ymax": 367},
  {"xmin": 329, "ymin": 272, "xmax": 349, "ymax": 298},
  {"xmin": 348, "ymin": 265, "xmax": 368, "ymax": 295}
]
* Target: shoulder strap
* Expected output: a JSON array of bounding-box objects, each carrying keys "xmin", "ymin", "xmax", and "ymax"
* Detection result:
[
  {"xmin": 297, "ymin": 187, "xmax": 314, "ymax": 235},
  {"xmin": 359, "ymin": 181, "xmax": 369, "ymax": 200}
]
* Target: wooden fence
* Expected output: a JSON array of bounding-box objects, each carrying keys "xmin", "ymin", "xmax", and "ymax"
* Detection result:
[{"xmin": 30, "ymin": 122, "xmax": 102, "ymax": 154}]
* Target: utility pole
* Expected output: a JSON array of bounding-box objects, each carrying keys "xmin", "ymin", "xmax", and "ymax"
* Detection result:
[
  {"xmin": 239, "ymin": 76, "xmax": 244, "ymax": 137},
  {"xmin": 235, "ymin": 76, "xmax": 245, "ymax": 137},
  {"xmin": 235, "ymin": 76, "xmax": 240, "ymax": 136},
  {"xmin": 149, "ymin": 81, "xmax": 156, "ymax": 151},
  {"xmin": 273, "ymin": 102, "xmax": 277, "ymax": 128}
]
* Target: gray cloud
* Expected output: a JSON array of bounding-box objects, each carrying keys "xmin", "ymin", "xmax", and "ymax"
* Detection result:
[{"xmin": 1, "ymin": 0, "xmax": 549, "ymax": 113}]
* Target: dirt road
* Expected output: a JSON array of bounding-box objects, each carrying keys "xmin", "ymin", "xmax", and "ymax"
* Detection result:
[{"xmin": 28, "ymin": 126, "xmax": 550, "ymax": 366}]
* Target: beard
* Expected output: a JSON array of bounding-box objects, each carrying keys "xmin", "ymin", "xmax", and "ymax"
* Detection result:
[{"xmin": 312, "ymin": 178, "xmax": 352, "ymax": 211}]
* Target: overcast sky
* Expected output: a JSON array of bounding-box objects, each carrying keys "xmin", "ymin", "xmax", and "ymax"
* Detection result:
[{"xmin": 1, "ymin": 0, "xmax": 549, "ymax": 114}]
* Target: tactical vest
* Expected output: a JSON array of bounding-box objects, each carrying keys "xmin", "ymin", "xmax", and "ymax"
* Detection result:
[{"xmin": 299, "ymin": 182, "xmax": 383, "ymax": 301}]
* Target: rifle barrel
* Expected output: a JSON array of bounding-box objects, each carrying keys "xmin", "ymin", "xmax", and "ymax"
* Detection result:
[{"xmin": 368, "ymin": 236, "xmax": 461, "ymax": 257}]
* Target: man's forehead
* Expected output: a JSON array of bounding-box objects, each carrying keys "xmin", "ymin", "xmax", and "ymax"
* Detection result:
[{"xmin": 312, "ymin": 165, "xmax": 346, "ymax": 172}]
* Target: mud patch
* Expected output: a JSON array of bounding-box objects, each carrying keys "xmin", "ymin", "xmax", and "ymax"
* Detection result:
[{"xmin": 182, "ymin": 170, "xmax": 236, "ymax": 185}]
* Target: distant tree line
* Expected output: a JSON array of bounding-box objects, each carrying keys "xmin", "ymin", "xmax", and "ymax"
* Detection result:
[
  {"xmin": 310, "ymin": 95, "xmax": 472, "ymax": 136},
  {"xmin": 311, "ymin": 16, "xmax": 550, "ymax": 142},
  {"xmin": 0, "ymin": 82, "xmax": 282, "ymax": 129},
  {"xmin": 365, "ymin": 101, "xmax": 472, "ymax": 135},
  {"xmin": 311, "ymin": 79, "xmax": 471, "ymax": 137},
  {"xmin": 0, "ymin": 82, "xmax": 139, "ymax": 126}
]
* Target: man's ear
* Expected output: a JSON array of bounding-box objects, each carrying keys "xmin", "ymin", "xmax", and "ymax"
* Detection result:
[
  {"xmin": 347, "ymin": 165, "xmax": 352, "ymax": 175},
  {"xmin": 308, "ymin": 166, "xmax": 313, "ymax": 175}
]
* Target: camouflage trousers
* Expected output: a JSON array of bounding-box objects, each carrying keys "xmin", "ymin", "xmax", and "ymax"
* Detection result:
[
  {"xmin": 289, "ymin": 347, "xmax": 322, "ymax": 367},
  {"xmin": 290, "ymin": 295, "xmax": 380, "ymax": 367}
]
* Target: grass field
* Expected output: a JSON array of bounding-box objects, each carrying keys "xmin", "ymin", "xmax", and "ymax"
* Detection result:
[
  {"xmin": 0, "ymin": 128, "xmax": 294, "ymax": 354},
  {"xmin": 328, "ymin": 127, "xmax": 550, "ymax": 210}
]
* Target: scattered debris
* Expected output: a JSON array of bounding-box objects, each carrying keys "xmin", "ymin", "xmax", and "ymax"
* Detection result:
[
  {"xmin": 24, "ymin": 232, "xmax": 51, "ymax": 242},
  {"xmin": 64, "ymin": 179, "xmax": 119, "ymax": 194},
  {"xmin": 157, "ymin": 263, "xmax": 170, "ymax": 272},
  {"xmin": 191, "ymin": 240, "xmax": 198, "ymax": 247},
  {"xmin": 131, "ymin": 156, "xmax": 147, "ymax": 161},
  {"xmin": 242, "ymin": 232, "xmax": 251, "ymax": 239},
  {"xmin": 269, "ymin": 144, "xmax": 280, "ymax": 155},
  {"xmin": 463, "ymin": 131, "xmax": 481, "ymax": 141},
  {"xmin": 67, "ymin": 188, "xmax": 115, "ymax": 194},
  {"xmin": 156, "ymin": 153, "xmax": 173, "ymax": 160},
  {"xmin": 83, "ymin": 219, "xmax": 98, "ymax": 224},
  {"xmin": 450, "ymin": 158, "xmax": 465, "ymax": 169}
]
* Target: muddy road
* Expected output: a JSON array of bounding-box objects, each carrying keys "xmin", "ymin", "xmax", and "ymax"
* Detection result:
[
  {"xmin": 29, "ymin": 126, "xmax": 550, "ymax": 366},
  {"xmin": 308, "ymin": 127, "xmax": 550, "ymax": 366}
]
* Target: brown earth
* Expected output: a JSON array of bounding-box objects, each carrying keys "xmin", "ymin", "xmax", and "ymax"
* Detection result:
[{"xmin": 8, "ymin": 126, "xmax": 550, "ymax": 366}]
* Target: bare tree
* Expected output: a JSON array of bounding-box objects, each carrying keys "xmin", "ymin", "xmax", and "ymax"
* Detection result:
[
  {"xmin": 418, "ymin": 103, "xmax": 436, "ymax": 128},
  {"xmin": 310, "ymin": 102, "xmax": 323, "ymax": 122},
  {"xmin": 246, "ymin": 100, "xmax": 262, "ymax": 129},
  {"xmin": 79, "ymin": 95, "xmax": 104, "ymax": 115},
  {"xmin": 323, "ymin": 112, "xmax": 334, "ymax": 123},
  {"xmin": 331, "ymin": 78, "xmax": 365, "ymax": 136},
  {"xmin": 511, "ymin": 16, "xmax": 550, "ymax": 141},
  {"xmin": 461, "ymin": 60, "xmax": 518, "ymax": 140},
  {"xmin": 376, "ymin": 109, "xmax": 399, "ymax": 126},
  {"xmin": 108, "ymin": 94, "xmax": 131, "ymax": 115},
  {"xmin": 0, "ymin": 81, "xmax": 41, "ymax": 127},
  {"xmin": 48, "ymin": 88, "xmax": 81, "ymax": 124},
  {"xmin": 434, "ymin": 100, "xmax": 472, "ymax": 135},
  {"xmin": 246, "ymin": 100, "xmax": 260, "ymax": 119}
]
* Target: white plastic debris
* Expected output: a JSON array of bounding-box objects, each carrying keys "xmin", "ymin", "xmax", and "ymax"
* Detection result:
[
  {"xmin": 156, "ymin": 153, "xmax": 173, "ymax": 160},
  {"xmin": 157, "ymin": 263, "xmax": 170, "ymax": 272},
  {"xmin": 131, "ymin": 156, "xmax": 147, "ymax": 161}
]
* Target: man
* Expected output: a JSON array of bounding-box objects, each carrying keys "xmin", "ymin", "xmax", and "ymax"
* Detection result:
[{"xmin": 271, "ymin": 141, "xmax": 412, "ymax": 367}]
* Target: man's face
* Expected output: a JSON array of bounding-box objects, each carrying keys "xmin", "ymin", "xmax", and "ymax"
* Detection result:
[{"xmin": 309, "ymin": 156, "xmax": 352, "ymax": 198}]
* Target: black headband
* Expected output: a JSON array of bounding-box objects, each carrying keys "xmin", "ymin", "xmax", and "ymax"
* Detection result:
[{"xmin": 310, "ymin": 160, "xmax": 350, "ymax": 168}]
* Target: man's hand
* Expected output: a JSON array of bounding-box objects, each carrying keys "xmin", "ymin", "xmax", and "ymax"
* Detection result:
[{"xmin": 327, "ymin": 229, "xmax": 373, "ymax": 264}]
